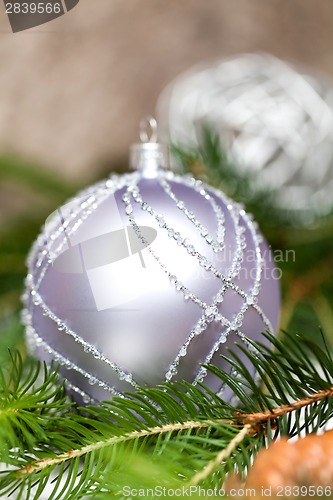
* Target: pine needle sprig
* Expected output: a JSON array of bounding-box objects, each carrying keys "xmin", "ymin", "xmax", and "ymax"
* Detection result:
[
  {"xmin": 216, "ymin": 331, "xmax": 333, "ymax": 437},
  {"xmin": 0, "ymin": 352, "xmax": 72, "ymax": 465},
  {"xmin": 1, "ymin": 328, "xmax": 333, "ymax": 498}
]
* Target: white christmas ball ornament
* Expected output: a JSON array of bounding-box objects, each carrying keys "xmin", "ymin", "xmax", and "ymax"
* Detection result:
[
  {"xmin": 157, "ymin": 53, "xmax": 333, "ymax": 224},
  {"xmin": 23, "ymin": 118, "xmax": 280, "ymax": 404}
]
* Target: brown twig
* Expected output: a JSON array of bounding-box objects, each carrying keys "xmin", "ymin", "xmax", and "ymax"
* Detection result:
[{"xmin": 236, "ymin": 386, "xmax": 333, "ymax": 427}]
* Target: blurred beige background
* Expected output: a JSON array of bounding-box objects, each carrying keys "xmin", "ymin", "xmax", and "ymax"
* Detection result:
[{"xmin": 0, "ymin": 0, "xmax": 332, "ymax": 181}]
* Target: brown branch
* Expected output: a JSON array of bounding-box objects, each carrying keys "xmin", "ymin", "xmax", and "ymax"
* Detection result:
[{"xmin": 236, "ymin": 386, "xmax": 333, "ymax": 428}]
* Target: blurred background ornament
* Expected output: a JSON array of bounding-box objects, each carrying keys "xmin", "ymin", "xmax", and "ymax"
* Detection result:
[
  {"xmin": 157, "ymin": 53, "xmax": 333, "ymax": 225},
  {"xmin": 22, "ymin": 117, "xmax": 280, "ymax": 405}
]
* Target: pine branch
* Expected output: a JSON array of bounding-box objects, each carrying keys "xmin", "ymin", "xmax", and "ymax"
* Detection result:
[
  {"xmin": 1, "ymin": 326, "xmax": 333, "ymax": 498},
  {"xmin": 0, "ymin": 352, "xmax": 72, "ymax": 465},
  {"xmin": 17, "ymin": 420, "xmax": 222, "ymax": 475}
]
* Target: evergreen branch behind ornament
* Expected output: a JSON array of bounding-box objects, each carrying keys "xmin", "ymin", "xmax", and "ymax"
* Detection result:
[
  {"xmin": 1, "ymin": 327, "xmax": 333, "ymax": 499},
  {"xmin": 171, "ymin": 126, "xmax": 277, "ymax": 225},
  {"xmin": 0, "ymin": 155, "xmax": 81, "ymax": 200}
]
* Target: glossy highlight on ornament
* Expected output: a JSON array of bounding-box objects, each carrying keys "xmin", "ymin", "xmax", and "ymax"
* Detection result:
[{"xmin": 22, "ymin": 117, "xmax": 280, "ymax": 404}]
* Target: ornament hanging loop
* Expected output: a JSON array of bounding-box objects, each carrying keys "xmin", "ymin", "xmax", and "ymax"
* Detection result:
[
  {"xmin": 130, "ymin": 116, "xmax": 169, "ymax": 177},
  {"xmin": 140, "ymin": 116, "xmax": 158, "ymax": 143}
]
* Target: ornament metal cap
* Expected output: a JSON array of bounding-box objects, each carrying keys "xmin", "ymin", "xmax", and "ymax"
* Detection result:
[{"xmin": 130, "ymin": 116, "xmax": 169, "ymax": 177}]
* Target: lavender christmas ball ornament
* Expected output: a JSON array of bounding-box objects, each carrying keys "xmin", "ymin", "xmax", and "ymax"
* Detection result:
[{"xmin": 23, "ymin": 117, "xmax": 280, "ymax": 404}]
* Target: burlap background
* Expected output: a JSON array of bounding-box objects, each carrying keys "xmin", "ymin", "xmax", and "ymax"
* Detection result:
[{"xmin": 0, "ymin": 0, "xmax": 332, "ymax": 180}]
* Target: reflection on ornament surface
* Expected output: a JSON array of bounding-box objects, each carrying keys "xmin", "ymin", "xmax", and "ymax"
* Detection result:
[
  {"xmin": 157, "ymin": 53, "xmax": 333, "ymax": 224},
  {"xmin": 23, "ymin": 120, "xmax": 280, "ymax": 404}
]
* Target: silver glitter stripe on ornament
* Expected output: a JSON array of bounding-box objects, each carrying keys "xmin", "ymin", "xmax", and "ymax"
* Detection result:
[
  {"xmin": 31, "ymin": 173, "xmax": 140, "ymax": 291},
  {"xmin": 25, "ymin": 325, "xmax": 123, "ymax": 398},
  {"xmin": 171, "ymin": 203, "xmax": 268, "ymax": 385},
  {"xmin": 24, "ymin": 175, "xmax": 135, "ymax": 378},
  {"xmin": 123, "ymin": 182, "xmax": 243, "ymax": 381},
  {"xmin": 166, "ymin": 176, "xmax": 255, "ymax": 294},
  {"xmin": 174, "ymin": 197, "xmax": 270, "ymax": 380},
  {"xmin": 158, "ymin": 177, "xmax": 225, "ymax": 252},
  {"xmin": 64, "ymin": 381, "xmax": 98, "ymax": 405},
  {"xmin": 125, "ymin": 209, "xmax": 206, "ymax": 309},
  {"xmin": 33, "ymin": 191, "xmax": 109, "ymax": 291},
  {"xmin": 24, "ymin": 175, "xmax": 146, "ymax": 390},
  {"xmin": 124, "ymin": 175, "xmax": 264, "ymax": 307},
  {"xmin": 120, "ymin": 170, "xmax": 271, "ymax": 385},
  {"xmin": 125, "ymin": 181, "xmax": 244, "ymax": 298},
  {"xmin": 124, "ymin": 182, "xmax": 236, "ymax": 311},
  {"xmin": 194, "ymin": 305, "xmax": 250, "ymax": 385},
  {"xmin": 214, "ymin": 313, "xmax": 265, "ymax": 397},
  {"xmin": 27, "ymin": 186, "xmax": 105, "ymax": 269},
  {"xmin": 206, "ymin": 322, "xmax": 264, "ymax": 398},
  {"xmin": 23, "ymin": 289, "xmax": 138, "ymax": 388},
  {"xmin": 208, "ymin": 184, "xmax": 268, "ymax": 302},
  {"xmin": 250, "ymin": 303, "xmax": 272, "ymax": 333}
]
